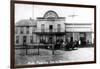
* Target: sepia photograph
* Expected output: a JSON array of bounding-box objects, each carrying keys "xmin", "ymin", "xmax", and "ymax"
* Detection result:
[{"xmin": 11, "ymin": 1, "xmax": 96, "ymax": 68}]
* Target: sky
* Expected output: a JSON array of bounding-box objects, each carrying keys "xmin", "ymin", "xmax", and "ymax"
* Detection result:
[{"xmin": 15, "ymin": 4, "xmax": 94, "ymax": 24}]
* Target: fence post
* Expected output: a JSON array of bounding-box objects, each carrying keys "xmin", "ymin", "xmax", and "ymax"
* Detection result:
[
  {"xmin": 25, "ymin": 45, "xmax": 28, "ymax": 55},
  {"xmin": 52, "ymin": 44, "xmax": 54, "ymax": 55},
  {"xmin": 38, "ymin": 44, "xmax": 39, "ymax": 55},
  {"xmin": 36, "ymin": 35, "xmax": 39, "ymax": 55}
]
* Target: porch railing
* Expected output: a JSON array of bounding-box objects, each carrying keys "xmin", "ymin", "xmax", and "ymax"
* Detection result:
[{"xmin": 34, "ymin": 29, "xmax": 64, "ymax": 33}]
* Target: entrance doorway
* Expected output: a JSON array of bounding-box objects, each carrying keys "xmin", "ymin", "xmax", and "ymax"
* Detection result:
[
  {"xmin": 80, "ymin": 32, "xmax": 86, "ymax": 45},
  {"xmin": 80, "ymin": 37, "xmax": 86, "ymax": 45},
  {"xmin": 49, "ymin": 25, "xmax": 53, "ymax": 32}
]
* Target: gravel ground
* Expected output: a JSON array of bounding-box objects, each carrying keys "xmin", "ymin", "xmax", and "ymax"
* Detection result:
[{"xmin": 15, "ymin": 47, "xmax": 94, "ymax": 65}]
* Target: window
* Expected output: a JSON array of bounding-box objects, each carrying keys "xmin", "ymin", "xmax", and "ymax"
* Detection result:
[
  {"xmin": 26, "ymin": 27, "xmax": 29, "ymax": 34},
  {"xmin": 57, "ymin": 24, "xmax": 61, "ymax": 32},
  {"xmin": 32, "ymin": 27, "xmax": 35, "ymax": 34},
  {"xmin": 30, "ymin": 36, "xmax": 33, "ymax": 43},
  {"xmin": 23, "ymin": 36, "xmax": 27, "ymax": 44},
  {"xmin": 15, "ymin": 27, "xmax": 18, "ymax": 34},
  {"xmin": 16, "ymin": 36, "xmax": 19, "ymax": 44},
  {"xmin": 41, "ymin": 24, "xmax": 45, "ymax": 32},
  {"xmin": 20, "ymin": 27, "xmax": 24, "ymax": 34}
]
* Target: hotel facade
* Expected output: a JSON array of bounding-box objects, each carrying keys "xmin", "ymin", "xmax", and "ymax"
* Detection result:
[{"xmin": 15, "ymin": 10, "xmax": 93, "ymax": 46}]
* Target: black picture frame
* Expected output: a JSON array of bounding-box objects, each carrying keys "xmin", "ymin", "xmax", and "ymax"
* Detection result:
[{"xmin": 10, "ymin": 0, "xmax": 96, "ymax": 69}]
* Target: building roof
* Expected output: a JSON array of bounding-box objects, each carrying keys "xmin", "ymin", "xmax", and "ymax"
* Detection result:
[
  {"xmin": 43, "ymin": 10, "xmax": 59, "ymax": 18},
  {"xmin": 37, "ymin": 10, "xmax": 65, "ymax": 21},
  {"xmin": 15, "ymin": 19, "xmax": 37, "ymax": 27},
  {"xmin": 64, "ymin": 23, "xmax": 92, "ymax": 25}
]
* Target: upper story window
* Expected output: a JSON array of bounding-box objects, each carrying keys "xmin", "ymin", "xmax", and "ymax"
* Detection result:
[
  {"xmin": 30, "ymin": 36, "xmax": 33, "ymax": 43},
  {"xmin": 16, "ymin": 36, "xmax": 19, "ymax": 44},
  {"xmin": 20, "ymin": 27, "xmax": 24, "ymax": 34},
  {"xmin": 26, "ymin": 27, "xmax": 29, "ymax": 34},
  {"xmin": 49, "ymin": 25, "xmax": 53, "ymax": 32},
  {"xmin": 41, "ymin": 24, "xmax": 45, "ymax": 32},
  {"xmin": 32, "ymin": 27, "xmax": 35, "ymax": 34},
  {"xmin": 15, "ymin": 27, "xmax": 18, "ymax": 34},
  {"xmin": 57, "ymin": 24, "xmax": 61, "ymax": 32}
]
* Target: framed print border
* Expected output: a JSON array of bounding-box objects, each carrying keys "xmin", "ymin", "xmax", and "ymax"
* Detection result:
[{"xmin": 10, "ymin": 0, "xmax": 96, "ymax": 69}]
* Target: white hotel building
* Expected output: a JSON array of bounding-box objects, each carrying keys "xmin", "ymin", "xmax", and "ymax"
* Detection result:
[{"xmin": 15, "ymin": 10, "xmax": 93, "ymax": 46}]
